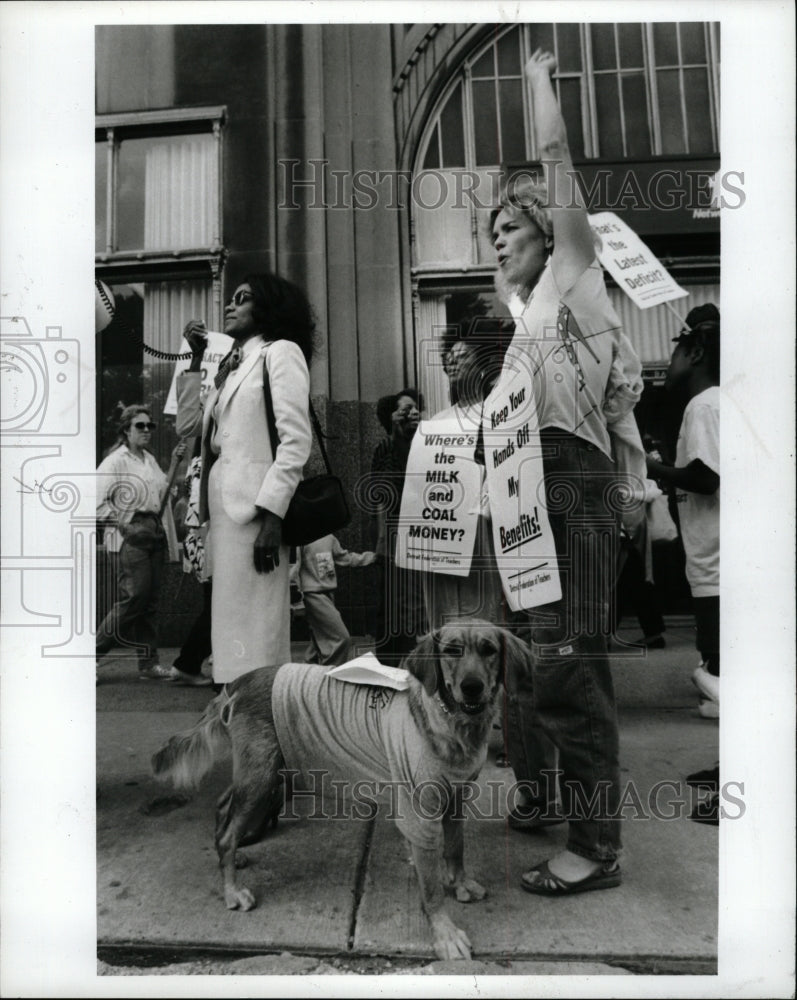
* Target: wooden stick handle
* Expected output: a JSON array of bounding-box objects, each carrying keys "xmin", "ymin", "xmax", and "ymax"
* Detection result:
[{"xmin": 663, "ymin": 299, "xmax": 688, "ymax": 330}]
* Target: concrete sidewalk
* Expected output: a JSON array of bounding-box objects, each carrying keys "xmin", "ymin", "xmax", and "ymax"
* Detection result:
[{"xmin": 96, "ymin": 625, "xmax": 719, "ymax": 976}]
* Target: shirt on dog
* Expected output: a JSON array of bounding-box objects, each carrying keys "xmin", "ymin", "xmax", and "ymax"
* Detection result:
[{"xmin": 272, "ymin": 662, "xmax": 484, "ymax": 850}]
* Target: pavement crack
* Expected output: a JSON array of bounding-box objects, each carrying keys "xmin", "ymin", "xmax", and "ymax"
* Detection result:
[{"xmin": 347, "ymin": 816, "xmax": 376, "ymax": 951}]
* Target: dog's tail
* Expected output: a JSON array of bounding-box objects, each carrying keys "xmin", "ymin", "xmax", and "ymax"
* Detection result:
[{"xmin": 151, "ymin": 688, "xmax": 236, "ymax": 791}]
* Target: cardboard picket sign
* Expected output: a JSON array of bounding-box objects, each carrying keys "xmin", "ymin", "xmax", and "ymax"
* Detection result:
[
  {"xmin": 163, "ymin": 330, "xmax": 234, "ymax": 416},
  {"xmin": 482, "ymin": 366, "xmax": 562, "ymax": 611},
  {"xmin": 395, "ymin": 412, "xmax": 483, "ymax": 577},
  {"xmin": 588, "ymin": 211, "xmax": 689, "ymax": 310}
]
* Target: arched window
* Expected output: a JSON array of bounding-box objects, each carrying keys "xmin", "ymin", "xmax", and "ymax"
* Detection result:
[{"xmin": 418, "ymin": 22, "xmax": 720, "ymax": 171}]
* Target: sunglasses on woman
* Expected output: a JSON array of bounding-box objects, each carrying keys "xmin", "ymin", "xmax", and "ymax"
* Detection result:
[
  {"xmin": 132, "ymin": 421, "xmax": 156, "ymax": 431},
  {"xmin": 230, "ymin": 290, "xmax": 255, "ymax": 307}
]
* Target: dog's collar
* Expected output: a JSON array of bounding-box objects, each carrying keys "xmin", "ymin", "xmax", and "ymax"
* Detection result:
[{"xmin": 434, "ymin": 691, "xmax": 452, "ymax": 716}]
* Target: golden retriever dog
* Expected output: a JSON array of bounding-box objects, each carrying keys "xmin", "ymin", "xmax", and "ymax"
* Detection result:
[{"xmin": 152, "ymin": 620, "xmax": 530, "ymax": 960}]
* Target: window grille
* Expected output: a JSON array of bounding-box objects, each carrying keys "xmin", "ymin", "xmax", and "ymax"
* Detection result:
[{"xmin": 416, "ymin": 22, "xmax": 720, "ymax": 171}]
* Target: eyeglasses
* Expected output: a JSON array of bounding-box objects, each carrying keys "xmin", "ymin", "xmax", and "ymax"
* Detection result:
[
  {"xmin": 132, "ymin": 421, "xmax": 156, "ymax": 431},
  {"xmin": 230, "ymin": 290, "xmax": 255, "ymax": 307}
]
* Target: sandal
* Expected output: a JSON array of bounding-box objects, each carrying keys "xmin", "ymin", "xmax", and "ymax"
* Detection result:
[{"xmin": 520, "ymin": 859, "xmax": 622, "ymax": 896}]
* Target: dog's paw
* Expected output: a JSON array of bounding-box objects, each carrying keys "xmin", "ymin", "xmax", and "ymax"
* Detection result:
[
  {"xmin": 430, "ymin": 911, "xmax": 472, "ymax": 960},
  {"xmin": 454, "ymin": 877, "xmax": 487, "ymax": 903},
  {"xmin": 225, "ymin": 886, "xmax": 256, "ymax": 911}
]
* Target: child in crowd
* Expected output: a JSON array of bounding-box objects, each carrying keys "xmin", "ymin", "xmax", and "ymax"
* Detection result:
[
  {"xmin": 647, "ymin": 304, "xmax": 720, "ymax": 719},
  {"xmin": 293, "ymin": 534, "xmax": 376, "ymax": 666}
]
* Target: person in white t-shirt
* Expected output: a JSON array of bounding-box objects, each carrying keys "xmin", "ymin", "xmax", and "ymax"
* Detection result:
[
  {"xmin": 647, "ymin": 307, "xmax": 720, "ymax": 719},
  {"xmin": 96, "ymin": 405, "xmax": 185, "ymax": 680},
  {"xmin": 293, "ymin": 534, "xmax": 376, "ymax": 666}
]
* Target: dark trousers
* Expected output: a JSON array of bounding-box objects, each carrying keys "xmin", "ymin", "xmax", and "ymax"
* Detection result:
[
  {"xmin": 693, "ymin": 595, "xmax": 719, "ymax": 675},
  {"xmin": 614, "ymin": 537, "xmax": 665, "ymax": 638},
  {"xmin": 96, "ymin": 542, "xmax": 165, "ymax": 670},
  {"xmin": 173, "ymin": 580, "xmax": 213, "ymax": 676},
  {"xmin": 374, "ymin": 557, "xmax": 426, "ymax": 666},
  {"xmin": 506, "ymin": 431, "xmax": 622, "ymax": 862}
]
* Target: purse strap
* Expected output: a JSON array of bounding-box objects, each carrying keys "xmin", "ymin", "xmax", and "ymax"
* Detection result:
[
  {"xmin": 156, "ymin": 443, "xmax": 190, "ymax": 518},
  {"xmin": 262, "ymin": 355, "xmax": 334, "ymax": 476}
]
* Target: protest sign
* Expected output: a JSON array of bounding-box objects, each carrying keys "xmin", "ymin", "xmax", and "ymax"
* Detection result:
[
  {"xmin": 482, "ymin": 365, "xmax": 561, "ymax": 611},
  {"xmin": 163, "ymin": 330, "xmax": 234, "ymax": 416},
  {"xmin": 395, "ymin": 412, "xmax": 483, "ymax": 577},
  {"xmin": 588, "ymin": 211, "xmax": 688, "ymax": 310}
]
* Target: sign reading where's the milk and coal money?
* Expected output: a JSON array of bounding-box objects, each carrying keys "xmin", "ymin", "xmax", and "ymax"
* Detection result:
[
  {"xmin": 588, "ymin": 211, "xmax": 688, "ymax": 310},
  {"xmin": 483, "ymin": 369, "xmax": 561, "ymax": 610},
  {"xmin": 164, "ymin": 330, "xmax": 235, "ymax": 416},
  {"xmin": 395, "ymin": 413, "xmax": 483, "ymax": 577}
]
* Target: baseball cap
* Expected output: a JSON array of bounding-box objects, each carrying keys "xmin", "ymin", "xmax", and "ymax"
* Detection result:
[{"xmin": 674, "ymin": 303, "xmax": 720, "ymax": 341}]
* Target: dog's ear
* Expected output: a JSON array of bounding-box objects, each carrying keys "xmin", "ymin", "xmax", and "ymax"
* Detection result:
[
  {"xmin": 404, "ymin": 631, "xmax": 439, "ymax": 696},
  {"xmin": 498, "ymin": 628, "xmax": 532, "ymax": 697}
]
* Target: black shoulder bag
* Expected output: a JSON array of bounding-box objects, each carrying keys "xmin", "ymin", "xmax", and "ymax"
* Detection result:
[{"xmin": 263, "ymin": 358, "xmax": 351, "ymax": 546}]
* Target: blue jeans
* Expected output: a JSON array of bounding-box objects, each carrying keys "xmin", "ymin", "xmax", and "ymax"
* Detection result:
[
  {"xmin": 96, "ymin": 541, "xmax": 165, "ymax": 670},
  {"xmin": 506, "ymin": 430, "xmax": 622, "ymax": 862}
]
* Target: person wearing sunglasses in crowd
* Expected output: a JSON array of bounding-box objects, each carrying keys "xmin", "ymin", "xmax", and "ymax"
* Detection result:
[
  {"xmin": 96, "ymin": 405, "xmax": 186, "ymax": 680},
  {"xmin": 176, "ymin": 274, "xmax": 314, "ymax": 688}
]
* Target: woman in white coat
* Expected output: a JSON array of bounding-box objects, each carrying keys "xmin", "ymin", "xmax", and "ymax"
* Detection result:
[{"xmin": 176, "ymin": 273, "xmax": 314, "ymax": 685}]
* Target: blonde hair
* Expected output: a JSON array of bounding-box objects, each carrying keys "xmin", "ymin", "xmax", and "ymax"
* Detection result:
[{"xmin": 489, "ymin": 175, "xmax": 553, "ymax": 247}]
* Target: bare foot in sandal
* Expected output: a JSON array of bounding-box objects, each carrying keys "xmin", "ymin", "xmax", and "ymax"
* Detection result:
[{"xmin": 543, "ymin": 850, "xmax": 607, "ymax": 882}]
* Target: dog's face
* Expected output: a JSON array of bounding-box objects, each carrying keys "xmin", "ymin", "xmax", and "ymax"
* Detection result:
[{"xmin": 404, "ymin": 620, "xmax": 531, "ymax": 717}]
